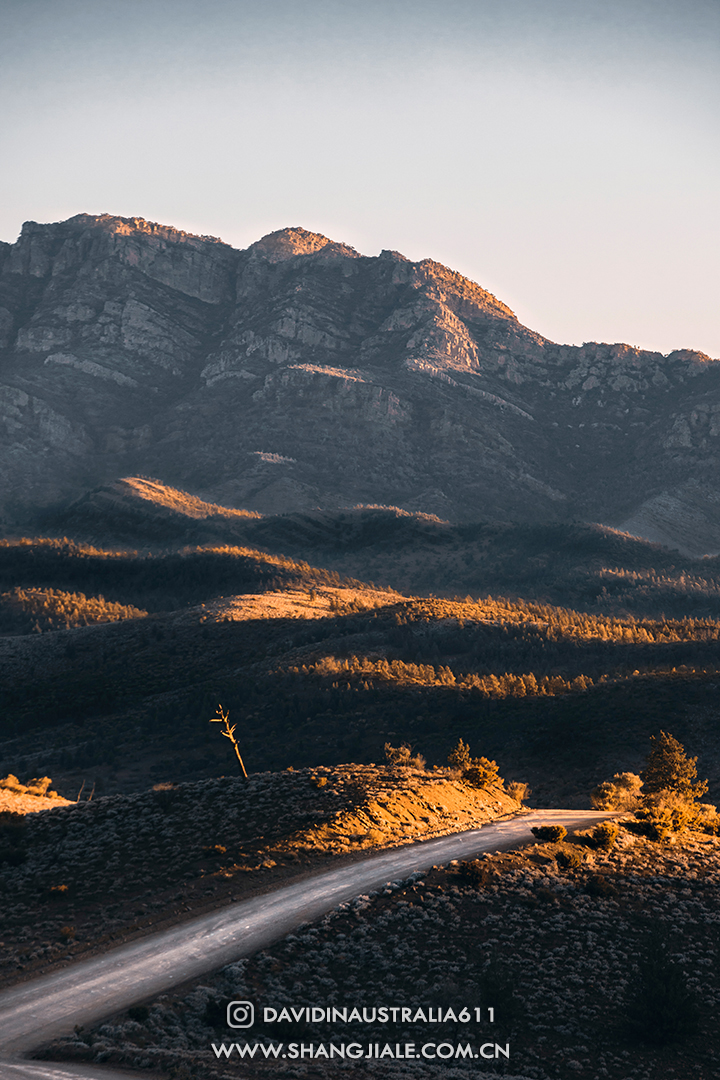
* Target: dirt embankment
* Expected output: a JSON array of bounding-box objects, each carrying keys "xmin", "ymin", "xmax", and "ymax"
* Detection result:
[
  {"xmin": 0, "ymin": 764, "xmax": 522, "ymax": 990},
  {"xmin": 285, "ymin": 768, "xmax": 517, "ymax": 855}
]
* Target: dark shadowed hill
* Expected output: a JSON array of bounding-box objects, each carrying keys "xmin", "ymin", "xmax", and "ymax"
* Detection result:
[
  {"xmin": 39, "ymin": 476, "xmax": 720, "ymax": 619},
  {"xmin": 1, "ymin": 214, "xmax": 719, "ymax": 552}
]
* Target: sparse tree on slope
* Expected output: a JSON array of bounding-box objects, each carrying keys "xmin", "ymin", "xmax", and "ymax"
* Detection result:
[
  {"xmin": 447, "ymin": 738, "xmax": 472, "ymax": 770},
  {"xmin": 641, "ymin": 731, "xmax": 707, "ymax": 801}
]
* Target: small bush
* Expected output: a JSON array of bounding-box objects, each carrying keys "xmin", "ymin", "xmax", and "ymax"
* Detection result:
[
  {"xmin": 531, "ymin": 825, "xmax": 567, "ymax": 843},
  {"xmin": 456, "ymin": 859, "xmax": 488, "ymax": 887},
  {"xmin": 591, "ymin": 821, "xmax": 620, "ymax": 850},
  {"xmin": 591, "ymin": 772, "xmax": 643, "ymax": 811},
  {"xmin": 384, "ymin": 742, "xmax": 426, "ymax": 769},
  {"xmin": 634, "ymin": 791, "xmax": 702, "ymax": 840},
  {"xmin": 24, "ymin": 776, "xmax": 53, "ymax": 797},
  {"xmin": 506, "ymin": 781, "xmax": 531, "ymax": 803},
  {"xmin": 447, "ymin": 739, "xmax": 472, "ymax": 770},
  {"xmin": 0, "ymin": 774, "xmax": 60, "ymax": 799},
  {"xmin": 556, "ymin": 848, "xmax": 584, "ymax": 870},
  {"xmin": 0, "ymin": 775, "xmax": 24, "ymax": 794},
  {"xmin": 128, "ymin": 1005, "xmax": 149, "ymax": 1023},
  {"xmin": 463, "ymin": 756, "xmax": 501, "ymax": 788},
  {"xmin": 695, "ymin": 803, "xmax": 720, "ymax": 834}
]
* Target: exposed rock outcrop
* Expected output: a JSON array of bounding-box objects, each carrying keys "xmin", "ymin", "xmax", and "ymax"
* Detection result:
[{"xmin": 1, "ymin": 212, "xmax": 718, "ymax": 551}]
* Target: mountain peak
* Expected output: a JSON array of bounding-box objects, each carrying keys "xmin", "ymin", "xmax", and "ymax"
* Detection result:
[
  {"xmin": 248, "ymin": 227, "xmax": 358, "ymax": 263},
  {"xmin": 20, "ymin": 213, "xmax": 229, "ymax": 247}
]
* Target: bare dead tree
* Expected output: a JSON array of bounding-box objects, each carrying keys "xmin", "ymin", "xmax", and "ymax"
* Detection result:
[{"xmin": 210, "ymin": 704, "xmax": 249, "ymax": 778}]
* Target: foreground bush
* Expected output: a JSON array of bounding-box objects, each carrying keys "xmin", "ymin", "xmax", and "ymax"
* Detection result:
[
  {"xmin": 506, "ymin": 781, "xmax": 532, "ymax": 803},
  {"xmin": 590, "ymin": 772, "xmax": 643, "ymax": 811},
  {"xmin": 463, "ymin": 757, "xmax": 501, "ymax": 788},
  {"xmin": 556, "ymin": 847, "xmax": 583, "ymax": 870},
  {"xmin": 446, "ymin": 739, "xmax": 503, "ymax": 789},
  {"xmin": 590, "ymin": 821, "xmax": 620, "ymax": 850},
  {"xmin": 634, "ymin": 791, "xmax": 719, "ymax": 840},
  {"xmin": 531, "ymin": 824, "xmax": 567, "ymax": 843}
]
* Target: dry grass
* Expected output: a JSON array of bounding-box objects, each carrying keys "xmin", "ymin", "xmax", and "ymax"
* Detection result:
[
  {"xmin": 190, "ymin": 586, "xmax": 399, "ymax": 624},
  {"xmin": 118, "ymin": 477, "xmax": 262, "ymax": 520}
]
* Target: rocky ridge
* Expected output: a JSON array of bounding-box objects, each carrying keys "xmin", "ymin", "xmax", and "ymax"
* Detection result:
[{"xmin": 1, "ymin": 213, "xmax": 719, "ymax": 551}]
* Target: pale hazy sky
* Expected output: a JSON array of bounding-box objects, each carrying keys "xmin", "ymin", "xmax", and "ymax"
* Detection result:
[{"xmin": 1, "ymin": 0, "xmax": 717, "ymax": 355}]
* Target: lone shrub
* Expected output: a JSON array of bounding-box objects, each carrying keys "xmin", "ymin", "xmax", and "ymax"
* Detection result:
[
  {"xmin": 447, "ymin": 738, "xmax": 472, "ymax": 770},
  {"xmin": 556, "ymin": 848, "xmax": 583, "ymax": 870},
  {"xmin": 591, "ymin": 772, "xmax": 643, "ymax": 811},
  {"xmin": 463, "ymin": 757, "xmax": 501, "ymax": 788},
  {"xmin": 531, "ymin": 824, "xmax": 567, "ymax": 843},
  {"xmin": 447, "ymin": 739, "xmax": 503, "ymax": 788},
  {"xmin": 384, "ymin": 742, "xmax": 426, "ymax": 769},
  {"xmin": 456, "ymin": 859, "xmax": 488, "ymax": 887},
  {"xmin": 506, "ymin": 781, "xmax": 531, "ymax": 803},
  {"xmin": 591, "ymin": 821, "xmax": 620, "ymax": 850}
]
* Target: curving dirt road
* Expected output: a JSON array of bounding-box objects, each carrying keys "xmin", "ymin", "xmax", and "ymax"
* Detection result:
[{"xmin": 0, "ymin": 810, "xmax": 613, "ymax": 1079}]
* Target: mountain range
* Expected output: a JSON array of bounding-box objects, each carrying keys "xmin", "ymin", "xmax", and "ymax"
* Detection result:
[{"xmin": 2, "ymin": 213, "xmax": 719, "ymax": 553}]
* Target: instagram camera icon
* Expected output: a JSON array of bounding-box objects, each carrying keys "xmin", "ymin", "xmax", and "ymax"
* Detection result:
[{"xmin": 227, "ymin": 1001, "xmax": 254, "ymax": 1028}]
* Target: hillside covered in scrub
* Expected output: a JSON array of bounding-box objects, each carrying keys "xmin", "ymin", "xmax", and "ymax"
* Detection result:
[
  {"xmin": 0, "ymin": 763, "xmax": 519, "ymax": 991},
  {"xmin": 1, "ymin": 499, "xmax": 720, "ymax": 809},
  {"xmin": 40, "ymin": 821, "xmax": 720, "ymax": 1080}
]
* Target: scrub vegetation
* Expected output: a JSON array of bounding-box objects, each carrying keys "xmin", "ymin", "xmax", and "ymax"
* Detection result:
[
  {"xmin": 42, "ymin": 825, "xmax": 720, "ymax": 1080},
  {"xmin": 0, "ymin": 490, "xmax": 718, "ymax": 1079}
]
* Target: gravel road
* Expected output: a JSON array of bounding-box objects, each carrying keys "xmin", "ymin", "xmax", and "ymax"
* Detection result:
[{"xmin": 0, "ymin": 810, "xmax": 613, "ymax": 1079}]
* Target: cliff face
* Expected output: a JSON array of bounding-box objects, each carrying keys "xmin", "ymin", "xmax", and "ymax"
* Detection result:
[{"xmin": 1, "ymin": 213, "xmax": 718, "ymax": 551}]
